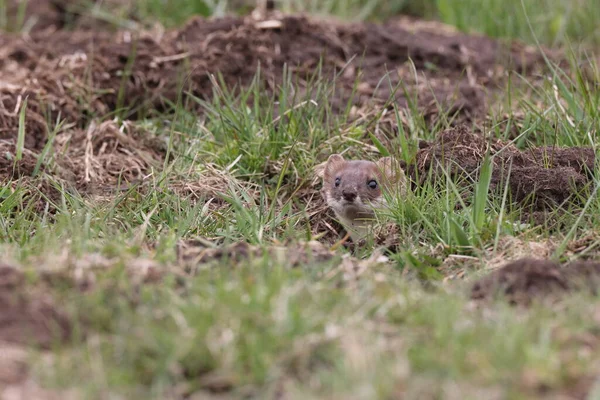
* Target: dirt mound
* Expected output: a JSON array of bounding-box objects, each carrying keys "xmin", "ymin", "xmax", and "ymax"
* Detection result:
[
  {"xmin": 0, "ymin": 120, "xmax": 164, "ymax": 214},
  {"xmin": 0, "ymin": 14, "xmax": 547, "ymax": 151},
  {"xmin": 471, "ymin": 258, "xmax": 600, "ymax": 305},
  {"xmin": 415, "ymin": 126, "xmax": 594, "ymax": 211},
  {"xmin": 0, "ymin": 264, "xmax": 72, "ymax": 349}
]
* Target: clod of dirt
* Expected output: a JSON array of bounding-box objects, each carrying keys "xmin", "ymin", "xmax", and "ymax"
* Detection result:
[
  {"xmin": 414, "ymin": 126, "xmax": 594, "ymax": 212},
  {"xmin": 528, "ymin": 147, "xmax": 596, "ymax": 176},
  {"xmin": 415, "ymin": 126, "xmax": 519, "ymax": 177},
  {"xmin": 0, "ymin": 140, "xmax": 43, "ymax": 179},
  {"xmin": 470, "ymin": 258, "xmax": 600, "ymax": 305},
  {"xmin": 0, "ymin": 265, "xmax": 72, "ymax": 349},
  {"xmin": 508, "ymin": 166, "xmax": 587, "ymax": 209},
  {"xmin": 6, "ymin": 0, "xmax": 67, "ymax": 32}
]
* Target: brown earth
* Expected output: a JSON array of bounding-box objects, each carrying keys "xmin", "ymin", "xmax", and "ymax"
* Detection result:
[
  {"xmin": 0, "ymin": 264, "xmax": 71, "ymax": 349},
  {"xmin": 0, "ymin": 12, "xmax": 546, "ymax": 152},
  {"xmin": 471, "ymin": 258, "xmax": 600, "ymax": 305},
  {"xmin": 413, "ymin": 126, "xmax": 595, "ymax": 212},
  {"xmin": 0, "ymin": 141, "xmax": 40, "ymax": 178}
]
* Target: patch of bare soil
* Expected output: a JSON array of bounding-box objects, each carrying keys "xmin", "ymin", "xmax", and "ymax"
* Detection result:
[
  {"xmin": 470, "ymin": 258, "xmax": 600, "ymax": 305},
  {"xmin": 0, "ymin": 344, "xmax": 29, "ymax": 386},
  {"xmin": 0, "ymin": 14, "xmax": 546, "ymax": 152},
  {"xmin": 414, "ymin": 125, "xmax": 594, "ymax": 212},
  {"xmin": 5, "ymin": 0, "xmax": 68, "ymax": 32},
  {"xmin": 0, "ymin": 264, "xmax": 71, "ymax": 349}
]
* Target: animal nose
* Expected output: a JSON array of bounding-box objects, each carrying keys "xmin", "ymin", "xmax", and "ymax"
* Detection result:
[{"xmin": 342, "ymin": 190, "xmax": 357, "ymax": 202}]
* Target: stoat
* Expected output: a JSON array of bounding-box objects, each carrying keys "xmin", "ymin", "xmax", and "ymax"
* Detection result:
[{"xmin": 321, "ymin": 154, "xmax": 407, "ymax": 242}]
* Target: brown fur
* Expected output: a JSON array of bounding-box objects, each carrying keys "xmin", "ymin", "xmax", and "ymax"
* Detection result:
[{"xmin": 321, "ymin": 154, "xmax": 407, "ymax": 241}]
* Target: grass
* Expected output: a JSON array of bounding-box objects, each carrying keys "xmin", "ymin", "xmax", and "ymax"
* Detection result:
[
  {"xmin": 1, "ymin": 0, "xmax": 600, "ymax": 399},
  {"xmin": 37, "ymin": 260, "xmax": 599, "ymax": 399},
  {"xmin": 437, "ymin": 0, "xmax": 600, "ymax": 46}
]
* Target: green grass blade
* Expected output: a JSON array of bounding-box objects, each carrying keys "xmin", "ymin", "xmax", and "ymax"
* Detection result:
[
  {"xmin": 472, "ymin": 154, "xmax": 493, "ymax": 232},
  {"xmin": 15, "ymin": 97, "xmax": 27, "ymax": 162}
]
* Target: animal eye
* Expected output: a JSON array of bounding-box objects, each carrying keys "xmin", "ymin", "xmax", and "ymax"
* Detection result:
[
  {"xmin": 367, "ymin": 180, "xmax": 378, "ymax": 189},
  {"xmin": 334, "ymin": 177, "xmax": 341, "ymax": 187}
]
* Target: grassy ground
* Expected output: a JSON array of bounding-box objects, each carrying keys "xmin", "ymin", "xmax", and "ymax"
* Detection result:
[{"xmin": 2, "ymin": 0, "xmax": 600, "ymax": 399}]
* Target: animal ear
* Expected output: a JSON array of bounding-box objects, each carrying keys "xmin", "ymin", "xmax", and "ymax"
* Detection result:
[
  {"xmin": 376, "ymin": 156, "xmax": 397, "ymax": 180},
  {"xmin": 376, "ymin": 156, "xmax": 407, "ymax": 193},
  {"xmin": 324, "ymin": 154, "xmax": 345, "ymax": 177}
]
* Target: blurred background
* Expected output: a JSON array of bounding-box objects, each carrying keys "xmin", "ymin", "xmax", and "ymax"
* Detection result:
[{"xmin": 2, "ymin": 0, "xmax": 599, "ymax": 47}]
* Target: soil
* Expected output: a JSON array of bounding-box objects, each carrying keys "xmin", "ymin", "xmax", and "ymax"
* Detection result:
[
  {"xmin": 413, "ymin": 126, "xmax": 594, "ymax": 212},
  {"xmin": 0, "ymin": 11, "xmax": 547, "ymax": 152},
  {"xmin": 0, "ymin": 141, "xmax": 40, "ymax": 178},
  {"xmin": 0, "ymin": 264, "xmax": 72, "ymax": 349},
  {"xmin": 470, "ymin": 258, "xmax": 600, "ymax": 305}
]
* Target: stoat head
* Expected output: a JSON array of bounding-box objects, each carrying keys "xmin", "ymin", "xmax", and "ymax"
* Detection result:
[{"xmin": 321, "ymin": 154, "xmax": 406, "ymax": 224}]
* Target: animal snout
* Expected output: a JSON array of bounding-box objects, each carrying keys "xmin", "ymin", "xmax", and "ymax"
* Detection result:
[{"xmin": 342, "ymin": 190, "xmax": 357, "ymax": 202}]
